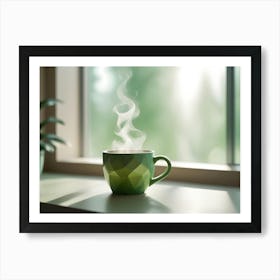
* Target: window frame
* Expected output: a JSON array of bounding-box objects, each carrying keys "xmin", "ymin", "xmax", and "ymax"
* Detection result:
[{"xmin": 41, "ymin": 67, "xmax": 240, "ymax": 187}]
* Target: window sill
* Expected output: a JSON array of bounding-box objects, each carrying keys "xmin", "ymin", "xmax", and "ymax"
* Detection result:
[
  {"xmin": 40, "ymin": 173, "xmax": 240, "ymax": 214},
  {"xmin": 45, "ymin": 155, "xmax": 240, "ymax": 187},
  {"xmin": 58, "ymin": 157, "xmax": 240, "ymax": 171}
]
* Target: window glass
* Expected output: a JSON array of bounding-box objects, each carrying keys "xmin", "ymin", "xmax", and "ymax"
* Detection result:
[{"xmin": 84, "ymin": 66, "xmax": 239, "ymax": 165}]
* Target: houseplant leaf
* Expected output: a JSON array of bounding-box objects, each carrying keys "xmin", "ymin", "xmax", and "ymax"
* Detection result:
[
  {"xmin": 40, "ymin": 98, "xmax": 63, "ymax": 109},
  {"xmin": 40, "ymin": 141, "xmax": 56, "ymax": 152},
  {"xmin": 40, "ymin": 117, "xmax": 65, "ymax": 129},
  {"xmin": 40, "ymin": 133, "xmax": 67, "ymax": 145}
]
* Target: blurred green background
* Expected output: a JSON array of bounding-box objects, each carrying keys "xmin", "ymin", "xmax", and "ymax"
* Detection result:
[{"xmin": 84, "ymin": 66, "xmax": 240, "ymax": 165}]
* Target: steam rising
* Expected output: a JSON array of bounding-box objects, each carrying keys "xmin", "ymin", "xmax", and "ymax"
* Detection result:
[{"xmin": 112, "ymin": 69, "xmax": 146, "ymax": 151}]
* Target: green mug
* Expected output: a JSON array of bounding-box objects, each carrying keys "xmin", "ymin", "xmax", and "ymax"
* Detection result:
[{"xmin": 103, "ymin": 150, "xmax": 172, "ymax": 195}]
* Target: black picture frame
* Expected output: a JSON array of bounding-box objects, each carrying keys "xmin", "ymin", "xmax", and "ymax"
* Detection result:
[{"xmin": 19, "ymin": 46, "xmax": 261, "ymax": 233}]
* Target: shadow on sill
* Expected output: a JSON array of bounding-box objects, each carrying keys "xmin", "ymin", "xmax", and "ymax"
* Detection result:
[{"xmin": 40, "ymin": 202, "xmax": 97, "ymax": 213}]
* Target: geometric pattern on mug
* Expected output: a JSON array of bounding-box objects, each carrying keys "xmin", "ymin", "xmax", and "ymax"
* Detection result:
[{"xmin": 103, "ymin": 156, "xmax": 152, "ymax": 193}]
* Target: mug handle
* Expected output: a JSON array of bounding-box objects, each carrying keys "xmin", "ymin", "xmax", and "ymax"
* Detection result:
[{"xmin": 150, "ymin": 156, "xmax": 172, "ymax": 186}]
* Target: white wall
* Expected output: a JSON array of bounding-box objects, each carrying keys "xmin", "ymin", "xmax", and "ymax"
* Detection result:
[{"xmin": 0, "ymin": 0, "xmax": 279, "ymax": 279}]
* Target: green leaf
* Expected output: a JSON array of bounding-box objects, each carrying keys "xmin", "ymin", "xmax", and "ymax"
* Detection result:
[
  {"xmin": 40, "ymin": 133, "xmax": 67, "ymax": 145},
  {"xmin": 40, "ymin": 98, "xmax": 63, "ymax": 109},
  {"xmin": 40, "ymin": 117, "xmax": 65, "ymax": 129},
  {"xmin": 40, "ymin": 141, "xmax": 56, "ymax": 152}
]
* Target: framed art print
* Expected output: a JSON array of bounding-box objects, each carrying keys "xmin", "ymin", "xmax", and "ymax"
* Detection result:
[{"xmin": 19, "ymin": 46, "xmax": 261, "ymax": 233}]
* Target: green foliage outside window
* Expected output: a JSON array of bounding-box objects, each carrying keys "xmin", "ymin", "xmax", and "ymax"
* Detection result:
[{"xmin": 84, "ymin": 66, "xmax": 240, "ymax": 165}]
